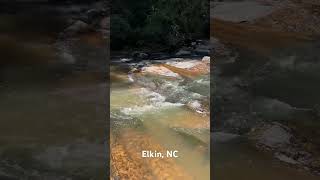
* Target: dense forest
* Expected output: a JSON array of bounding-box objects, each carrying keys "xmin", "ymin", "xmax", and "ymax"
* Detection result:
[{"xmin": 111, "ymin": 0, "xmax": 209, "ymax": 50}]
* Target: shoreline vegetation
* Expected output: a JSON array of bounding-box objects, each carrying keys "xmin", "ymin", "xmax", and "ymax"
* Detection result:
[{"xmin": 111, "ymin": 0, "xmax": 209, "ymax": 53}]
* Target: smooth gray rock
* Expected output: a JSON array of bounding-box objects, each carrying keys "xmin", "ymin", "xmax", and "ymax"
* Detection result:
[
  {"xmin": 257, "ymin": 123, "xmax": 292, "ymax": 148},
  {"xmin": 211, "ymin": 132, "xmax": 240, "ymax": 143}
]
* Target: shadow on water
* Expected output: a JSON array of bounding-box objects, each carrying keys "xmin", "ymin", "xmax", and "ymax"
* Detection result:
[
  {"xmin": 213, "ymin": 34, "xmax": 320, "ymax": 179},
  {"xmin": 0, "ymin": 6, "xmax": 107, "ymax": 179},
  {"xmin": 249, "ymin": 42, "xmax": 320, "ymax": 108}
]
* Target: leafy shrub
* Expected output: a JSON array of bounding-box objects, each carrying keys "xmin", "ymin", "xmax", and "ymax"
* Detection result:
[{"xmin": 111, "ymin": 0, "xmax": 209, "ymax": 50}]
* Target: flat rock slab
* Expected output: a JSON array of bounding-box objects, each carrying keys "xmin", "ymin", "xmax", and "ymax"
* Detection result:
[
  {"xmin": 256, "ymin": 123, "xmax": 292, "ymax": 148},
  {"xmin": 212, "ymin": 1, "xmax": 275, "ymax": 22},
  {"xmin": 211, "ymin": 132, "xmax": 240, "ymax": 143}
]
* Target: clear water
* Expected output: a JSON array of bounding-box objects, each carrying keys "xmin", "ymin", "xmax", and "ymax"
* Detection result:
[{"xmin": 110, "ymin": 62, "xmax": 211, "ymax": 179}]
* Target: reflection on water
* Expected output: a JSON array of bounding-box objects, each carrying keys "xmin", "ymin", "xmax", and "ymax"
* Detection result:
[{"xmin": 110, "ymin": 58, "xmax": 210, "ymax": 179}]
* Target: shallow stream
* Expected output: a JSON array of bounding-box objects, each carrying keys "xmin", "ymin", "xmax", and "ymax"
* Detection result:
[{"xmin": 110, "ymin": 58, "xmax": 210, "ymax": 179}]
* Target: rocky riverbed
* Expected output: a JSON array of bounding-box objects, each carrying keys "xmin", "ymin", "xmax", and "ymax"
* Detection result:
[
  {"xmin": 0, "ymin": 1, "xmax": 109, "ymax": 179},
  {"xmin": 110, "ymin": 55, "xmax": 210, "ymax": 179},
  {"xmin": 212, "ymin": 0, "xmax": 320, "ymax": 178}
]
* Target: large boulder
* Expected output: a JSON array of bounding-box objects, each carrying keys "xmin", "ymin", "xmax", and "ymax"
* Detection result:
[
  {"xmin": 141, "ymin": 65, "xmax": 180, "ymax": 78},
  {"xmin": 64, "ymin": 20, "xmax": 90, "ymax": 36},
  {"xmin": 253, "ymin": 123, "xmax": 292, "ymax": 149},
  {"xmin": 251, "ymin": 98, "xmax": 295, "ymax": 121}
]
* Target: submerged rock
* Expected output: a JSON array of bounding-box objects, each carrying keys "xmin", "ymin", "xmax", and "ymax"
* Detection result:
[
  {"xmin": 187, "ymin": 100, "xmax": 207, "ymax": 114},
  {"xmin": 175, "ymin": 49, "xmax": 192, "ymax": 57},
  {"xmin": 132, "ymin": 52, "xmax": 149, "ymax": 60},
  {"xmin": 251, "ymin": 123, "xmax": 292, "ymax": 149},
  {"xmin": 194, "ymin": 46, "xmax": 210, "ymax": 56},
  {"xmin": 251, "ymin": 98, "xmax": 295, "ymax": 121},
  {"xmin": 141, "ymin": 66, "xmax": 181, "ymax": 78},
  {"xmin": 275, "ymin": 153, "xmax": 299, "ymax": 165},
  {"xmin": 64, "ymin": 20, "xmax": 90, "ymax": 36}
]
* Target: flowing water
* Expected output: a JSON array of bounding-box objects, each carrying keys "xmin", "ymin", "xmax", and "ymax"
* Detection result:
[
  {"xmin": 0, "ymin": 9, "xmax": 107, "ymax": 179},
  {"xmin": 110, "ymin": 58, "xmax": 210, "ymax": 179}
]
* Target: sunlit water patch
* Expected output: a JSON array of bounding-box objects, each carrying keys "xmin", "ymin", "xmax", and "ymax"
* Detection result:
[{"xmin": 110, "ymin": 58, "xmax": 210, "ymax": 179}]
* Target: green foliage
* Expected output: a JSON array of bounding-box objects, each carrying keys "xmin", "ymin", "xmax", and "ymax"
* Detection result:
[{"xmin": 111, "ymin": 0, "xmax": 209, "ymax": 50}]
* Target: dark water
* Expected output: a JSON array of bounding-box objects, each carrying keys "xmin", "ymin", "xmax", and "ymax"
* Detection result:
[
  {"xmin": 213, "ymin": 138, "xmax": 319, "ymax": 180},
  {"xmin": 0, "ymin": 8, "xmax": 107, "ymax": 179},
  {"xmin": 213, "ymin": 39, "xmax": 320, "ymax": 179}
]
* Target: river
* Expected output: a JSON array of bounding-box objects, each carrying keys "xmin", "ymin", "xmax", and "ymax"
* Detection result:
[
  {"xmin": 110, "ymin": 57, "xmax": 210, "ymax": 179},
  {"xmin": 0, "ymin": 6, "xmax": 107, "ymax": 179}
]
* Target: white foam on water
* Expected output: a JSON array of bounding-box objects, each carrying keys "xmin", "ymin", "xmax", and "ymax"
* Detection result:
[
  {"xmin": 128, "ymin": 74, "xmax": 134, "ymax": 82},
  {"xmin": 196, "ymin": 78, "xmax": 210, "ymax": 85},
  {"xmin": 166, "ymin": 60, "xmax": 201, "ymax": 69},
  {"xmin": 189, "ymin": 100, "xmax": 202, "ymax": 109},
  {"xmin": 120, "ymin": 58, "xmax": 132, "ymax": 62},
  {"xmin": 120, "ymin": 88, "xmax": 184, "ymax": 116}
]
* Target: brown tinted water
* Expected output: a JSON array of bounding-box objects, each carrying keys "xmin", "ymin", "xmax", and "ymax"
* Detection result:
[
  {"xmin": 110, "ymin": 60, "xmax": 211, "ymax": 179},
  {"xmin": 0, "ymin": 11, "xmax": 107, "ymax": 179}
]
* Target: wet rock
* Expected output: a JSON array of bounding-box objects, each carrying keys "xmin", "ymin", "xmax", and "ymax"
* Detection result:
[
  {"xmin": 311, "ymin": 158, "xmax": 320, "ymax": 169},
  {"xmin": 59, "ymin": 51, "xmax": 76, "ymax": 64},
  {"xmin": 249, "ymin": 122, "xmax": 320, "ymax": 172},
  {"xmin": 275, "ymin": 153, "xmax": 299, "ymax": 165},
  {"xmin": 132, "ymin": 52, "xmax": 149, "ymax": 60},
  {"xmin": 149, "ymin": 52, "xmax": 171, "ymax": 60},
  {"xmin": 174, "ymin": 128, "xmax": 210, "ymax": 144},
  {"xmin": 211, "ymin": 132, "xmax": 240, "ymax": 143},
  {"xmin": 186, "ymin": 100, "xmax": 206, "ymax": 114},
  {"xmin": 165, "ymin": 59, "xmax": 210, "ymax": 75},
  {"xmin": 194, "ymin": 45, "xmax": 211, "ymax": 56},
  {"xmin": 276, "ymin": 148, "xmax": 314, "ymax": 166},
  {"xmin": 86, "ymin": 9, "xmax": 101, "ymax": 20},
  {"xmin": 141, "ymin": 66, "xmax": 180, "ymax": 78},
  {"xmin": 254, "ymin": 123, "xmax": 292, "ymax": 149},
  {"xmin": 64, "ymin": 20, "xmax": 90, "ymax": 35},
  {"xmin": 166, "ymin": 60, "xmax": 200, "ymax": 69},
  {"xmin": 224, "ymin": 116, "xmax": 252, "ymax": 134},
  {"xmin": 175, "ymin": 49, "xmax": 192, "ymax": 57},
  {"xmin": 35, "ymin": 142, "xmax": 105, "ymax": 170},
  {"xmin": 251, "ymin": 98, "xmax": 295, "ymax": 121}
]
